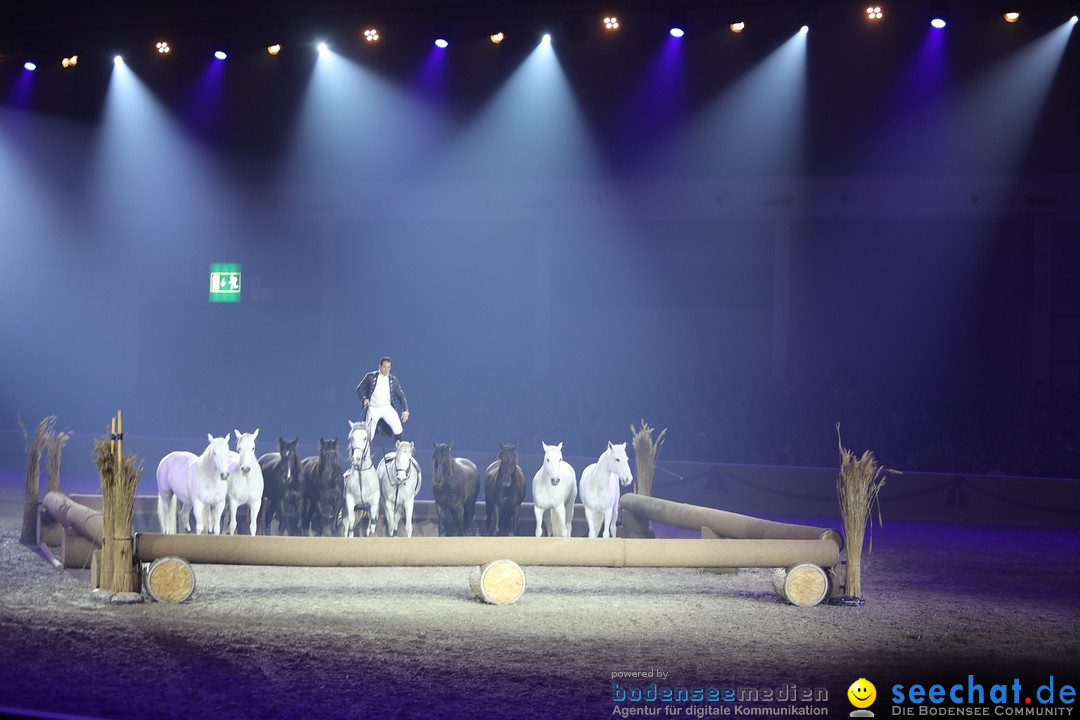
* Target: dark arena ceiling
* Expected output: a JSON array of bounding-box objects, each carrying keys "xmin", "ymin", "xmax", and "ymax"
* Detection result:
[{"xmin": 3, "ymin": 0, "xmax": 1077, "ymax": 59}]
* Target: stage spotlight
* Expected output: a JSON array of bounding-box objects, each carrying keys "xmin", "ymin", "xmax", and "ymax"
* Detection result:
[
  {"xmin": 156, "ymin": 41, "xmax": 170, "ymax": 54},
  {"xmin": 866, "ymin": 6, "xmax": 884, "ymax": 20},
  {"xmin": 604, "ymin": 16, "xmax": 619, "ymax": 30},
  {"xmin": 490, "ymin": 31, "xmax": 505, "ymax": 44},
  {"xmin": 929, "ymin": 0, "xmax": 948, "ymax": 28},
  {"xmin": 317, "ymin": 42, "xmax": 330, "ymax": 56},
  {"xmin": 214, "ymin": 50, "xmax": 227, "ymax": 60},
  {"xmin": 114, "ymin": 55, "xmax": 124, "ymax": 65},
  {"xmin": 24, "ymin": 61, "xmax": 37, "ymax": 71},
  {"xmin": 363, "ymin": 27, "xmax": 379, "ymax": 42},
  {"xmin": 1003, "ymin": 11, "xmax": 1020, "ymax": 22},
  {"xmin": 435, "ymin": 38, "xmax": 449, "ymax": 48},
  {"xmin": 1071, "ymin": 15, "xmax": 1078, "ymax": 23},
  {"xmin": 540, "ymin": 33, "xmax": 551, "ymax": 45},
  {"xmin": 267, "ymin": 44, "xmax": 282, "ymax": 55},
  {"xmin": 800, "ymin": 25, "xmax": 810, "ymax": 34},
  {"xmin": 730, "ymin": 21, "xmax": 746, "ymax": 32},
  {"xmin": 669, "ymin": 27, "xmax": 685, "ymax": 37},
  {"xmin": 61, "ymin": 55, "xmax": 78, "ymax": 68}
]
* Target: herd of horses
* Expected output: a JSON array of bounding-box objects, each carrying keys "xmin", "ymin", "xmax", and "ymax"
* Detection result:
[{"xmin": 155, "ymin": 422, "xmax": 635, "ymax": 539}]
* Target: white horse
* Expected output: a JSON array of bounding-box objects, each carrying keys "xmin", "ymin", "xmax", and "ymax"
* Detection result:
[
  {"xmin": 579, "ymin": 441, "xmax": 634, "ymax": 538},
  {"xmin": 343, "ymin": 420, "xmax": 381, "ymax": 537},
  {"xmin": 377, "ymin": 440, "xmax": 422, "ymax": 538},
  {"xmin": 532, "ymin": 441, "xmax": 577, "ymax": 537},
  {"xmin": 156, "ymin": 434, "xmax": 231, "ymax": 535},
  {"xmin": 226, "ymin": 429, "xmax": 264, "ymax": 536}
]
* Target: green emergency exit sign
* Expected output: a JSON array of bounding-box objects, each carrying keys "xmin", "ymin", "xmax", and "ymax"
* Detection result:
[{"xmin": 210, "ymin": 263, "xmax": 241, "ymax": 302}]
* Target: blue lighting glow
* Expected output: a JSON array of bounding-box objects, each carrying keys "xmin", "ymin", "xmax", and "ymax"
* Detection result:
[
  {"xmin": 669, "ymin": 27, "xmax": 685, "ymax": 38},
  {"xmin": 435, "ymin": 38, "xmax": 449, "ymax": 48},
  {"xmin": 24, "ymin": 62, "xmax": 37, "ymax": 71},
  {"xmin": 931, "ymin": 18, "xmax": 947, "ymax": 28},
  {"xmin": 214, "ymin": 50, "xmax": 227, "ymax": 60}
]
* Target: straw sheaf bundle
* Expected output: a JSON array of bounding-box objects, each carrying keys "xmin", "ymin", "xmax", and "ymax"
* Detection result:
[
  {"xmin": 46, "ymin": 427, "xmax": 71, "ymax": 494},
  {"xmin": 19, "ymin": 416, "xmax": 56, "ymax": 543},
  {"xmin": 94, "ymin": 436, "xmax": 142, "ymax": 593},
  {"xmin": 630, "ymin": 420, "xmax": 667, "ymax": 498},
  {"xmin": 836, "ymin": 423, "xmax": 897, "ymax": 600}
]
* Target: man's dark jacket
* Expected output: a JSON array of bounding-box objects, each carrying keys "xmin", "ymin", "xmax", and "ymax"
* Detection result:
[{"xmin": 355, "ymin": 371, "xmax": 409, "ymax": 438}]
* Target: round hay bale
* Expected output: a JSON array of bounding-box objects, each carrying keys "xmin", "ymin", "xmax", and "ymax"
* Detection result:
[
  {"xmin": 145, "ymin": 556, "xmax": 196, "ymax": 604},
  {"xmin": 772, "ymin": 563, "xmax": 830, "ymax": 607},
  {"xmin": 469, "ymin": 559, "xmax": 525, "ymax": 605}
]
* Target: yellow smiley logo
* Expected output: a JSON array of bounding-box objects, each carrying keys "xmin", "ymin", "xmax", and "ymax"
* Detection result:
[{"xmin": 848, "ymin": 678, "xmax": 877, "ymax": 709}]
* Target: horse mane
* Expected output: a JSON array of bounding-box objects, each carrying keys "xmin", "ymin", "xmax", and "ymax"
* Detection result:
[
  {"xmin": 433, "ymin": 443, "xmax": 454, "ymax": 477},
  {"xmin": 280, "ymin": 438, "xmax": 302, "ymax": 473},
  {"xmin": 496, "ymin": 444, "xmax": 520, "ymax": 483}
]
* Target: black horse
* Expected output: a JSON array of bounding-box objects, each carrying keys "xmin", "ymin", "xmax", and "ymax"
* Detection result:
[
  {"xmin": 484, "ymin": 442, "xmax": 527, "ymax": 536},
  {"xmin": 431, "ymin": 442, "xmax": 480, "ymax": 537},
  {"xmin": 258, "ymin": 437, "xmax": 304, "ymax": 536},
  {"xmin": 300, "ymin": 438, "xmax": 345, "ymax": 537}
]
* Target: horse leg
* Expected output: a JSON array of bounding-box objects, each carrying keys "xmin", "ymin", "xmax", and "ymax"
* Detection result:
[
  {"xmin": 248, "ymin": 498, "xmax": 262, "ymax": 537},
  {"xmin": 191, "ymin": 500, "xmax": 204, "ymax": 535},
  {"xmin": 534, "ymin": 503, "xmax": 545, "ymax": 537},
  {"xmin": 553, "ymin": 504, "xmax": 568, "ymax": 538},
  {"xmin": 365, "ymin": 505, "xmax": 377, "ymax": 537},
  {"xmin": 585, "ymin": 507, "xmax": 599, "ymax": 538},
  {"xmin": 563, "ymin": 495, "xmax": 575, "ymax": 537},
  {"xmin": 228, "ymin": 496, "xmax": 239, "ymax": 535},
  {"xmin": 601, "ymin": 505, "xmax": 614, "ymax": 539},
  {"xmin": 177, "ymin": 502, "xmax": 193, "ymax": 533},
  {"xmin": 342, "ymin": 492, "xmax": 354, "ymax": 537},
  {"xmin": 384, "ymin": 499, "xmax": 398, "ymax": 537},
  {"xmin": 404, "ymin": 497, "xmax": 415, "ymax": 538}
]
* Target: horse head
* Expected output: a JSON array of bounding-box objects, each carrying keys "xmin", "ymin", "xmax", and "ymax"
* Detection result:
[
  {"xmin": 317, "ymin": 438, "xmax": 340, "ymax": 476},
  {"xmin": 392, "ymin": 440, "xmax": 416, "ymax": 484},
  {"xmin": 496, "ymin": 442, "xmax": 519, "ymax": 487},
  {"xmin": 278, "ymin": 437, "xmax": 301, "ymax": 484},
  {"xmin": 206, "ymin": 433, "xmax": 232, "ymax": 482},
  {"xmin": 605, "ymin": 441, "xmax": 634, "ymax": 487},
  {"xmin": 541, "ymin": 441, "xmax": 564, "ymax": 486},
  {"xmin": 348, "ymin": 421, "xmax": 372, "ymax": 469},
  {"xmin": 432, "ymin": 442, "xmax": 453, "ymax": 484},
  {"xmin": 233, "ymin": 428, "xmax": 259, "ymax": 475}
]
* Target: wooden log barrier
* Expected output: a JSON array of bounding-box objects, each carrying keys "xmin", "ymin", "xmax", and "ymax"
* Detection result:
[
  {"xmin": 42, "ymin": 491, "xmax": 104, "ymax": 546},
  {"xmin": 145, "ymin": 557, "xmax": 196, "ymax": 603},
  {"xmin": 772, "ymin": 563, "xmax": 832, "ymax": 607},
  {"xmin": 619, "ymin": 493, "xmax": 843, "ymax": 549},
  {"xmin": 134, "ymin": 533, "xmax": 839, "ymax": 569},
  {"xmin": 469, "ymin": 559, "xmax": 526, "ymax": 604}
]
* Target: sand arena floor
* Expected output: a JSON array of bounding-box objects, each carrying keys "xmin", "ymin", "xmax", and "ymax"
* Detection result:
[{"xmin": 1, "ymin": 470, "xmax": 1078, "ymax": 720}]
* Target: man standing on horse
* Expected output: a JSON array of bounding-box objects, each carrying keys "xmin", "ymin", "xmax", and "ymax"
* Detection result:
[{"xmin": 356, "ymin": 356, "xmax": 410, "ymax": 443}]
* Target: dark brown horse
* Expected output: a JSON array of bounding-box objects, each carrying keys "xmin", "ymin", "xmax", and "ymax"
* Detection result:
[
  {"xmin": 431, "ymin": 442, "xmax": 480, "ymax": 537},
  {"xmin": 258, "ymin": 437, "xmax": 303, "ymax": 535},
  {"xmin": 484, "ymin": 442, "xmax": 526, "ymax": 536},
  {"xmin": 300, "ymin": 438, "xmax": 345, "ymax": 537}
]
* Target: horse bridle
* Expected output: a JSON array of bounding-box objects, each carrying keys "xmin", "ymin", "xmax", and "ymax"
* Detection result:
[
  {"xmin": 381, "ymin": 454, "xmax": 414, "ymax": 487},
  {"xmin": 350, "ymin": 432, "xmax": 375, "ymax": 473},
  {"xmin": 380, "ymin": 453, "xmax": 415, "ymax": 521}
]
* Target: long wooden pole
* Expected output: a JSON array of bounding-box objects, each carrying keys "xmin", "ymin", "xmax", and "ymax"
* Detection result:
[
  {"xmin": 619, "ymin": 493, "xmax": 843, "ymax": 549},
  {"xmin": 134, "ymin": 533, "xmax": 839, "ymax": 569}
]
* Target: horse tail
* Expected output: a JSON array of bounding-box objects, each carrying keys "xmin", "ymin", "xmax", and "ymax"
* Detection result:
[{"xmin": 168, "ymin": 494, "xmax": 178, "ymax": 534}]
